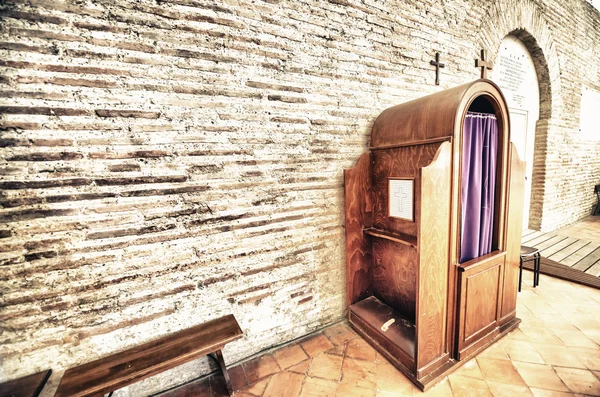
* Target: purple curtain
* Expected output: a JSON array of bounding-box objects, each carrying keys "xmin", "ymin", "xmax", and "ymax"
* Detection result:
[{"xmin": 460, "ymin": 112, "xmax": 498, "ymax": 263}]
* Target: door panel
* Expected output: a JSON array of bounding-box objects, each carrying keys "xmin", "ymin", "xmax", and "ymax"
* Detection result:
[{"xmin": 456, "ymin": 252, "xmax": 505, "ymax": 359}]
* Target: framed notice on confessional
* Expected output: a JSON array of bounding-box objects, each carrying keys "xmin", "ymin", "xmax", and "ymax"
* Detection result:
[{"xmin": 388, "ymin": 178, "xmax": 414, "ymax": 221}]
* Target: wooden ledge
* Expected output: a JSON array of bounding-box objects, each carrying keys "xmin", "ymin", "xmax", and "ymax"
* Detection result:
[{"xmin": 363, "ymin": 228, "xmax": 417, "ymax": 248}]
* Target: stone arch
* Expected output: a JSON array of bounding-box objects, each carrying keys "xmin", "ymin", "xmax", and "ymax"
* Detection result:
[{"xmin": 476, "ymin": 0, "xmax": 562, "ymax": 230}]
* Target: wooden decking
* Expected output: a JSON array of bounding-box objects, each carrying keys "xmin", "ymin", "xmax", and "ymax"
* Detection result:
[{"xmin": 521, "ymin": 216, "xmax": 600, "ymax": 289}]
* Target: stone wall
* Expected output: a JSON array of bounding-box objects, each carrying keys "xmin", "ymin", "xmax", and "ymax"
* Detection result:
[{"xmin": 1, "ymin": 0, "xmax": 599, "ymax": 395}]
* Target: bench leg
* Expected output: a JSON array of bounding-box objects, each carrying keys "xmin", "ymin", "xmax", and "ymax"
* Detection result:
[
  {"xmin": 518, "ymin": 256, "xmax": 523, "ymax": 292},
  {"xmin": 214, "ymin": 350, "xmax": 234, "ymax": 396},
  {"xmin": 535, "ymin": 253, "xmax": 541, "ymax": 287}
]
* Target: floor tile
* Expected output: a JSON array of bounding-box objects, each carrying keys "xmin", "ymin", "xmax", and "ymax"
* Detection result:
[
  {"xmin": 554, "ymin": 366, "xmax": 600, "ymax": 395},
  {"xmin": 552, "ymin": 328, "xmax": 599, "ymax": 349},
  {"xmin": 562, "ymin": 313, "xmax": 600, "ymax": 333},
  {"xmin": 346, "ymin": 338, "xmax": 378, "ymax": 362},
  {"xmin": 262, "ymin": 371, "xmax": 304, "ymax": 397},
  {"xmin": 341, "ymin": 356, "xmax": 377, "ymax": 389},
  {"xmin": 375, "ymin": 362, "xmax": 417, "ymax": 395},
  {"xmin": 500, "ymin": 339, "xmax": 545, "ymax": 364},
  {"xmin": 519, "ymin": 313, "xmax": 547, "ymax": 328},
  {"xmin": 241, "ymin": 377, "xmax": 271, "ymax": 396},
  {"xmin": 529, "ymin": 389, "xmax": 575, "ymax": 397},
  {"xmin": 228, "ymin": 364, "xmax": 248, "ymax": 391},
  {"xmin": 453, "ymin": 358, "xmax": 484, "ymax": 379},
  {"xmin": 231, "ymin": 392, "xmax": 256, "ymax": 397},
  {"xmin": 476, "ymin": 357, "xmax": 526, "ymax": 386},
  {"xmin": 421, "ymin": 377, "xmax": 453, "ymax": 396},
  {"xmin": 288, "ymin": 359, "xmax": 311, "ymax": 375},
  {"xmin": 323, "ymin": 322, "xmax": 358, "ymax": 346},
  {"xmin": 273, "ymin": 344, "xmax": 309, "ymax": 370},
  {"xmin": 478, "ymin": 343, "xmax": 510, "ymax": 360},
  {"xmin": 308, "ymin": 353, "xmax": 343, "ymax": 381},
  {"xmin": 504, "ymin": 328, "xmax": 529, "ymax": 341},
  {"xmin": 485, "ymin": 380, "xmax": 533, "ymax": 397},
  {"xmin": 520, "ymin": 297, "xmax": 559, "ymax": 315},
  {"xmin": 512, "ymin": 361, "xmax": 569, "ymax": 392},
  {"xmin": 531, "ymin": 343, "xmax": 586, "ymax": 368},
  {"xmin": 301, "ymin": 333, "xmax": 335, "ymax": 357},
  {"xmin": 243, "ymin": 354, "xmax": 281, "ymax": 384},
  {"xmin": 325, "ymin": 343, "xmax": 346, "ymax": 356},
  {"xmin": 582, "ymin": 328, "xmax": 600, "ymax": 346},
  {"xmin": 299, "ymin": 376, "xmax": 338, "ymax": 397},
  {"xmin": 448, "ymin": 374, "xmax": 492, "ymax": 397},
  {"xmin": 534, "ymin": 313, "xmax": 574, "ymax": 330},
  {"xmin": 337, "ymin": 383, "xmax": 376, "ymax": 397},
  {"xmin": 375, "ymin": 391, "xmax": 411, "ymax": 397},
  {"xmin": 519, "ymin": 326, "xmax": 565, "ymax": 346}
]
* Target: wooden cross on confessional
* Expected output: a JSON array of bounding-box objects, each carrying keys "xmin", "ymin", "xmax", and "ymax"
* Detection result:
[
  {"xmin": 476, "ymin": 49, "xmax": 493, "ymax": 79},
  {"xmin": 430, "ymin": 52, "xmax": 445, "ymax": 85}
]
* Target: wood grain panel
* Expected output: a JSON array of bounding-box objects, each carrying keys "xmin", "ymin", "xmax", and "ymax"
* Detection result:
[
  {"xmin": 464, "ymin": 264, "xmax": 501, "ymax": 339},
  {"xmin": 344, "ymin": 153, "xmax": 373, "ymax": 306},
  {"xmin": 416, "ymin": 142, "xmax": 451, "ymax": 373},
  {"xmin": 371, "ymin": 238, "xmax": 417, "ymax": 322},
  {"xmin": 455, "ymin": 252, "xmax": 505, "ymax": 357},
  {"xmin": 370, "ymin": 81, "xmax": 501, "ymax": 148},
  {"xmin": 501, "ymin": 144, "xmax": 525, "ymax": 321},
  {"xmin": 54, "ymin": 315, "xmax": 243, "ymax": 397},
  {"xmin": 371, "ymin": 143, "xmax": 442, "ymax": 238}
]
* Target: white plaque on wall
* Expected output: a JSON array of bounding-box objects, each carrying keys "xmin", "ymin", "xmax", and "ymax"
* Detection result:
[
  {"xmin": 389, "ymin": 178, "xmax": 414, "ymax": 221},
  {"xmin": 580, "ymin": 86, "xmax": 600, "ymax": 141}
]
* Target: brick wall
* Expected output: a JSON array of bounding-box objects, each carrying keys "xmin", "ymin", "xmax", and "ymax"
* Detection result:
[{"xmin": 1, "ymin": 0, "xmax": 599, "ymax": 395}]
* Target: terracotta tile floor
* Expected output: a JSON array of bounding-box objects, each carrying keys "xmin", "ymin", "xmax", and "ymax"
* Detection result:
[{"xmin": 159, "ymin": 271, "xmax": 600, "ymax": 397}]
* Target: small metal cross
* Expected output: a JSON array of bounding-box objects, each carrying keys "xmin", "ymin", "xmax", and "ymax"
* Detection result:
[
  {"xmin": 475, "ymin": 49, "xmax": 493, "ymax": 79},
  {"xmin": 430, "ymin": 52, "xmax": 445, "ymax": 86}
]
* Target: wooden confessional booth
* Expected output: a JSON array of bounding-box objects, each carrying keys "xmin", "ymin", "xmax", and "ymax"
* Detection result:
[{"xmin": 344, "ymin": 79, "xmax": 525, "ymax": 390}]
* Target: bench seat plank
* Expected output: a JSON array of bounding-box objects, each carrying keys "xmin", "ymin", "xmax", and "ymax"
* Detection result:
[
  {"xmin": 0, "ymin": 369, "xmax": 52, "ymax": 397},
  {"xmin": 55, "ymin": 315, "xmax": 242, "ymax": 397}
]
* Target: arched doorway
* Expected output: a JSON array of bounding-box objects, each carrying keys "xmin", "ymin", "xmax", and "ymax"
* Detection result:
[{"xmin": 491, "ymin": 35, "xmax": 540, "ymax": 229}]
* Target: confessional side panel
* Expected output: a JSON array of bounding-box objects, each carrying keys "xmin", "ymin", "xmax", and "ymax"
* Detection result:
[
  {"xmin": 501, "ymin": 144, "xmax": 525, "ymax": 321},
  {"xmin": 371, "ymin": 143, "xmax": 443, "ymax": 238},
  {"xmin": 371, "ymin": 239, "xmax": 417, "ymax": 322},
  {"xmin": 416, "ymin": 142, "xmax": 452, "ymax": 374},
  {"xmin": 345, "ymin": 153, "xmax": 373, "ymax": 307}
]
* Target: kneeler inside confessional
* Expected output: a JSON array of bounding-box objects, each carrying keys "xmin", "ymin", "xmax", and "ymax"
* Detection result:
[{"xmin": 344, "ymin": 80, "xmax": 525, "ymax": 391}]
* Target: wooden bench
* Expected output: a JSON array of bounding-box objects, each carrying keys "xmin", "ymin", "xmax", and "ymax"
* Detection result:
[
  {"xmin": 54, "ymin": 315, "xmax": 243, "ymax": 397},
  {"xmin": 0, "ymin": 369, "xmax": 52, "ymax": 397}
]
